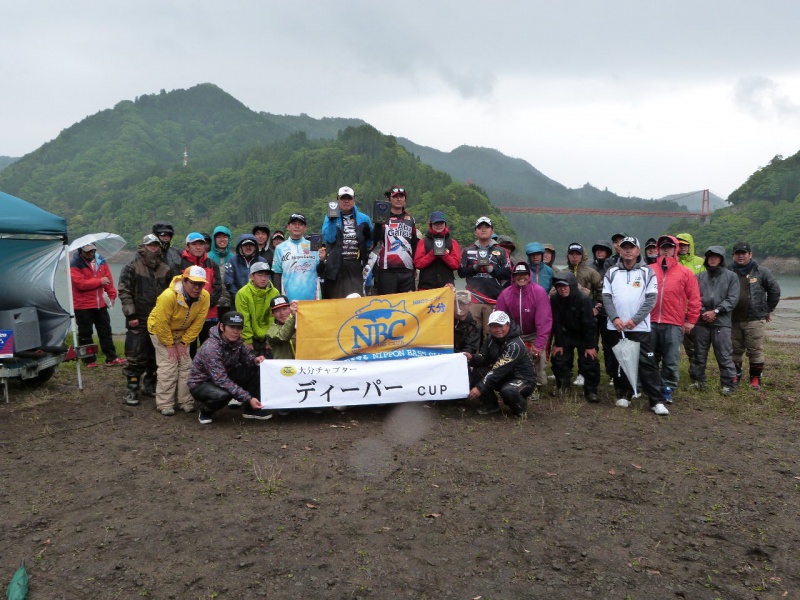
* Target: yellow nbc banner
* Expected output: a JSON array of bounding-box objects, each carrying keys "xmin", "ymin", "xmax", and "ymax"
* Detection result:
[{"xmin": 295, "ymin": 288, "xmax": 454, "ymax": 361}]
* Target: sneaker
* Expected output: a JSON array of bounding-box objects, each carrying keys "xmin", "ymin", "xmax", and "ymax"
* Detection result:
[
  {"xmin": 106, "ymin": 357, "xmax": 127, "ymax": 366},
  {"xmin": 661, "ymin": 386, "xmax": 674, "ymax": 404},
  {"xmin": 198, "ymin": 411, "xmax": 213, "ymax": 425},
  {"xmin": 651, "ymin": 403, "xmax": 670, "ymax": 416},
  {"xmin": 573, "ymin": 374, "xmax": 585, "ymax": 386},
  {"xmin": 85, "ymin": 362, "xmax": 99, "ymax": 368},
  {"xmin": 227, "ymin": 398, "xmax": 243, "ymax": 408},
  {"xmin": 585, "ymin": 391, "xmax": 599, "ymax": 403},
  {"xmin": 242, "ymin": 405, "xmax": 273, "ymax": 420},
  {"xmin": 181, "ymin": 405, "xmax": 195, "ymax": 413},
  {"xmin": 688, "ymin": 381, "xmax": 706, "ymax": 391},
  {"xmin": 615, "ymin": 398, "xmax": 630, "ymax": 408},
  {"xmin": 750, "ymin": 376, "xmax": 762, "ymax": 391},
  {"xmin": 160, "ymin": 407, "xmax": 175, "ymax": 416},
  {"xmin": 721, "ymin": 386, "xmax": 734, "ymax": 396},
  {"xmin": 477, "ymin": 405, "xmax": 501, "ymax": 415}
]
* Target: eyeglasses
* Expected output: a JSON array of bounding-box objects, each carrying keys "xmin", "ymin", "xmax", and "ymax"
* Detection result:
[
  {"xmin": 391, "ymin": 188, "xmax": 405, "ymax": 194},
  {"xmin": 184, "ymin": 279, "xmax": 205, "ymax": 287}
]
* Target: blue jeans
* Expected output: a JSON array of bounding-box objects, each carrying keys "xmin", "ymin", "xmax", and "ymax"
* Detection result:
[{"xmin": 651, "ymin": 323, "xmax": 683, "ymax": 389}]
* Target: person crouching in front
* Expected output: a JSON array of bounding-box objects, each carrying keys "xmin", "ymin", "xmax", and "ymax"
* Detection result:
[{"xmin": 188, "ymin": 311, "xmax": 273, "ymax": 424}]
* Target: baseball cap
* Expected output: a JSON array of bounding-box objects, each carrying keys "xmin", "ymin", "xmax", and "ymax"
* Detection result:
[
  {"xmin": 645, "ymin": 238, "xmax": 658, "ymax": 249},
  {"xmin": 611, "ymin": 232, "xmax": 627, "ymax": 242},
  {"xmin": 567, "ymin": 243, "xmax": 584, "ymax": 254},
  {"xmin": 487, "ymin": 311, "xmax": 510, "ymax": 326},
  {"xmin": 429, "ymin": 211, "xmax": 446, "ymax": 224},
  {"xmin": 220, "ymin": 311, "xmax": 245, "ymax": 327},
  {"xmin": 183, "ymin": 265, "xmax": 208, "ymax": 283},
  {"xmin": 288, "ymin": 213, "xmax": 307, "ymax": 225},
  {"xmin": 512, "ymin": 262, "xmax": 531, "ymax": 275},
  {"xmin": 475, "ymin": 216, "xmax": 492, "ymax": 228},
  {"xmin": 81, "ymin": 244, "xmax": 97, "ymax": 251},
  {"xmin": 657, "ymin": 236, "xmax": 676, "ymax": 248},
  {"xmin": 270, "ymin": 295, "xmax": 290, "ymax": 310},
  {"xmin": 619, "ymin": 236, "xmax": 639, "ymax": 248},
  {"xmin": 186, "ymin": 232, "xmax": 205, "ymax": 244},
  {"xmin": 553, "ymin": 277, "xmax": 570, "ymax": 287},
  {"xmin": 142, "ymin": 234, "xmax": 160, "ymax": 245},
  {"xmin": 733, "ymin": 242, "xmax": 751, "ymax": 253},
  {"xmin": 249, "ymin": 261, "xmax": 271, "ymax": 275},
  {"xmin": 338, "ymin": 186, "xmax": 355, "ymax": 198}
]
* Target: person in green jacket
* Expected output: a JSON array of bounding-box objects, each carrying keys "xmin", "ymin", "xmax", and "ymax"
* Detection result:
[
  {"xmin": 675, "ymin": 232, "xmax": 705, "ymax": 275},
  {"xmin": 235, "ymin": 261, "xmax": 279, "ymax": 356},
  {"xmin": 266, "ymin": 295, "xmax": 298, "ymax": 359}
]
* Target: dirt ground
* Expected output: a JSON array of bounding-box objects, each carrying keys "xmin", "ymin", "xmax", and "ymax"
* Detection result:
[{"xmin": 2, "ymin": 336, "xmax": 799, "ymax": 600}]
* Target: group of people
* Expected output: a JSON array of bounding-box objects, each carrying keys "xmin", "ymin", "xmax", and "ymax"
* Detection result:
[{"xmin": 69, "ymin": 184, "xmax": 781, "ymax": 424}]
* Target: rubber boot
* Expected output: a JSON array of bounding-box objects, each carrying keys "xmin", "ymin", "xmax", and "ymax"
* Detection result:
[
  {"xmin": 749, "ymin": 363, "xmax": 764, "ymax": 390},
  {"xmin": 125, "ymin": 375, "xmax": 140, "ymax": 406},
  {"xmin": 141, "ymin": 373, "xmax": 156, "ymax": 398},
  {"xmin": 733, "ymin": 362, "xmax": 743, "ymax": 384}
]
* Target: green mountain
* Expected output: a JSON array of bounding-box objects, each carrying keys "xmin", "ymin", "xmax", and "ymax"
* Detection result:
[
  {"xmin": 397, "ymin": 138, "xmax": 725, "ymax": 256},
  {"xmin": 0, "ymin": 84, "xmax": 511, "ymax": 246},
  {"xmin": 0, "ymin": 156, "xmax": 17, "ymax": 171},
  {"xmin": 677, "ymin": 152, "xmax": 800, "ymax": 257}
]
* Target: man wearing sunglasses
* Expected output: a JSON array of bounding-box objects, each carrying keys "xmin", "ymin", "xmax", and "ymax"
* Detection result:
[{"xmin": 372, "ymin": 185, "xmax": 420, "ymax": 295}]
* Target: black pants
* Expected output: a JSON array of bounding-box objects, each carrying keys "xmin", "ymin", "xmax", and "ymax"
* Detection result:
[
  {"xmin": 75, "ymin": 307, "xmax": 116, "ymax": 364},
  {"xmin": 374, "ymin": 269, "xmax": 416, "ymax": 295},
  {"xmin": 123, "ymin": 325, "xmax": 156, "ymax": 377},
  {"xmin": 551, "ymin": 336, "xmax": 601, "ymax": 393},
  {"xmin": 324, "ymin": 259, "xmax": 364, "ymax": 299},
  {"xmin": 605, "ymin": 329, "xmax": 666, "ymax": 407},
  {"xmin": 189, "ymin": 319, "xmax": 216, "ymax": 358},
  {"xmin": 478, "ymin": 378, "xmax": 534, "ymax": 415},
  {"xmin": 189, "ymin": 364, "xmax": 260, "ymax": 414}
]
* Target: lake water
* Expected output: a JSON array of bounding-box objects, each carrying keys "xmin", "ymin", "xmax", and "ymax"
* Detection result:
[{"xmin": 53, "ymin": 261, "xmax": 800, "ymax": 337}]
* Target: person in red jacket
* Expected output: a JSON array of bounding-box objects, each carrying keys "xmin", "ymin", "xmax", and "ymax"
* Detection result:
[
  {"xmin": 414, "ymin": 211, "xmax": 461, "ymax": 290},
  {"xmin": 649, "ymin": 235, "xmax": 701, "ymax": 403},
  {"xmin": 70, "ymin": 244, "xmax": 126, "ymax": 367}
]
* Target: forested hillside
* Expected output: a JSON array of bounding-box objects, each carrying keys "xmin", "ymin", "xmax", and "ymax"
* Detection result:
[
  {"xmin": 678, "ymin": 152, "xmax": 800, "ymax": 257},
  {"xmin": 0, "ymin": 85, "xmax": 510, "ymax": 245}
]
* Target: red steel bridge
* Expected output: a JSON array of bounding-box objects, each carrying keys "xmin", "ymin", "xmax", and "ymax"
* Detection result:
[{"xmin": 498, "ymin": 190, "xmax": 711, "ymax": 220}]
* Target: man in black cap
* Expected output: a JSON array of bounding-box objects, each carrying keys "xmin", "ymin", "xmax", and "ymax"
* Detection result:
[
  {"xmin": 271, "ymin": 213, "xmax": 321, "ymax": 301},
  {"xmin": 188, "ymin": 311, "xmax": 272, "ymax": 424},
  {"xmin": 152, "ymin": 221, "xmax": 183, "ymax": 275},
  {"xmin": 729, "ymin": 242, "xmax": 781, "ymax": 390}
]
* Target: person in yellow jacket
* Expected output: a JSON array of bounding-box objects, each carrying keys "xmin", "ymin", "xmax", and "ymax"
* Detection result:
[{"xmin": 147, "ymin": 266, "xmax": 210, "ymax": 416}]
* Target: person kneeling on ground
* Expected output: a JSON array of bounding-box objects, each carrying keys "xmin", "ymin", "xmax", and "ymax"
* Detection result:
[
  {"xmin": 550, "ymin": 272, "xmax": 601, "ymax": 402},
  {"xmin": 188, "ymin": 311, "xmax": 272, "ymax": 424},
  {"xmin": 265, "ymin": 295, "xmax": 298, "ymax": 359},
  {"xmin": 465, "ymin": 310, "xmax": 536, "ymax": 418}
]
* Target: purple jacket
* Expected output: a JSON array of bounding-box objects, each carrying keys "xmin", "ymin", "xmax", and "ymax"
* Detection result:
[
  {"xmin": 495, "ymin": 282, "xmax": 553, "ymax": 350},
  {"xmin": 187, "ymin": 326, "xmax": 259, "ymax": 402}
]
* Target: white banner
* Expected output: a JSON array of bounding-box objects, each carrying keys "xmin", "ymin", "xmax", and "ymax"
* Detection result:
[{"xmin": 260, "ymin": 353, "xmax": 470, "ymax": 409}]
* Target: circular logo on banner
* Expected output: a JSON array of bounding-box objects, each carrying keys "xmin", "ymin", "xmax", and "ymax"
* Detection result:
[
  {"xmin": 280, "ymin": 365, "xmax": 297, "ymax": 377},
  {"xmin": 337, "ymin": 299, "xmax": 420, "ymax": 357}
]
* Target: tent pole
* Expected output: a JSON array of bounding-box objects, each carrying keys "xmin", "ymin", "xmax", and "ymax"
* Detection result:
[{"xmin": 62, "ymin": 246, "xmax": 84, "ymax": 391}]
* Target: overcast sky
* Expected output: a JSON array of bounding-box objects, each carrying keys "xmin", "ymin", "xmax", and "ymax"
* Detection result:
[{"xmin": 4, "ymin": 1, "xmax": 800, "ymax": 199}]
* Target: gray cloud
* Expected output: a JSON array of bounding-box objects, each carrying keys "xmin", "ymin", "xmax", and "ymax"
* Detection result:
[{"xmin": 733, "ymin": 76, "xmax": 800, "ymax": 121}]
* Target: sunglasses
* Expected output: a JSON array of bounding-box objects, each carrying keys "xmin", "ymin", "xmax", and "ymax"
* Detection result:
[{"xmin": 391, "ymin": 188, "xmax": 405, "ymax": 194}]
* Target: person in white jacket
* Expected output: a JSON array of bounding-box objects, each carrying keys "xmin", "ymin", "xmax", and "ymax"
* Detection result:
[{"xmin": 602, "ymin": 237, "xmax": 670, "ymax": 416}]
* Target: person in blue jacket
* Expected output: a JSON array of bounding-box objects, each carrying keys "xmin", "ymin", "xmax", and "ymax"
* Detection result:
[
  {"xmin": 225, "ymin": 233, "xmax": 260, "ymax": 305},
  {"xmin": 525, "ymin": 242, "xmax": 555, "ymax": 293}
]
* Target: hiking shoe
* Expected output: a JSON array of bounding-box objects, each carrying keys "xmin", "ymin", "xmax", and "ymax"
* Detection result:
[
  {"xmin": 721, "ymin": 386, "xmax": 734, "ymax": 396},
  {"xmin": 160, "ymin": 407, "xmax": 175, "ymax": 416},
  {"xmin": 585, "ymin": 391, "xmax": 599, "ymax": 403},
  {"xmin": 198, "ymin": 411, "xmax": 213, "ymax": 425},
  {"xmin": 86, "ymin": 362, "xmax": 99, "ymax": 368},
  {"xmin": 750, "ymin": 376, "xmax": 762, "ymax": 391},
  {"xmin": 615, "ymin": 398, "xmax": 630, "ymax": 408},
  {"xmin": 227, "ymin": 398, "xmax": 243, "ymax": 408},
  {"xmin": 661, "ymin": 386, "xmax": 673, "ymax": 404},
  {"xmin": 242, "ymin": 405, "xmax": 273, "ymax": 420},
  {"xmin": 573, "ymin": 374, "xmax": 585, "ymax": 386},
  {"xmin": 688, "ymin": 381, "xmax": 706, "ymax": 391},
  {"xmin": 651, "ymin": 403, "xmax": 670, "ymax": 416},
  {"xmin": 477, "ymin": 405, "xmax": 501, "ymax": 415},
  {"xmin": 181, "ymin": 404, "xmax": 195, "ymax": 413},
  {"xmin": 106, "ymin": 357, "xmax": 127, "ymax": 366}
]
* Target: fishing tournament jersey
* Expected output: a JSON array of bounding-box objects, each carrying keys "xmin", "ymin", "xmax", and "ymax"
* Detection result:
[
  {"xmin": 376, "ymin": 211, "xmax": 417, "ymax": 270},
  {"xmin": 272, "ymin": 237, "xmax": 321, "ymax": 301},
  {"xmin": 602, "ymin": 260, "xmax": 658, "ymax": 333}
]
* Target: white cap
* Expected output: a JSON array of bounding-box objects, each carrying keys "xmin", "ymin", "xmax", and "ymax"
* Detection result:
[
  {"xmin": 487, "ymin": 311, "xmax": 510, "ymax": 326},
  {"xmin": 142, "ymin": 234, "xmax": 160, "ymax": 245},
  {"xmin": 338, "ymin": 186, "xmax": 355, "ymax": 198}
]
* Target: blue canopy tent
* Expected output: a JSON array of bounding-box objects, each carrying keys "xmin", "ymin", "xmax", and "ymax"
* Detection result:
[{"xmin": 0, "ymin": 191, "xmax": 71, "ymax": 348}]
